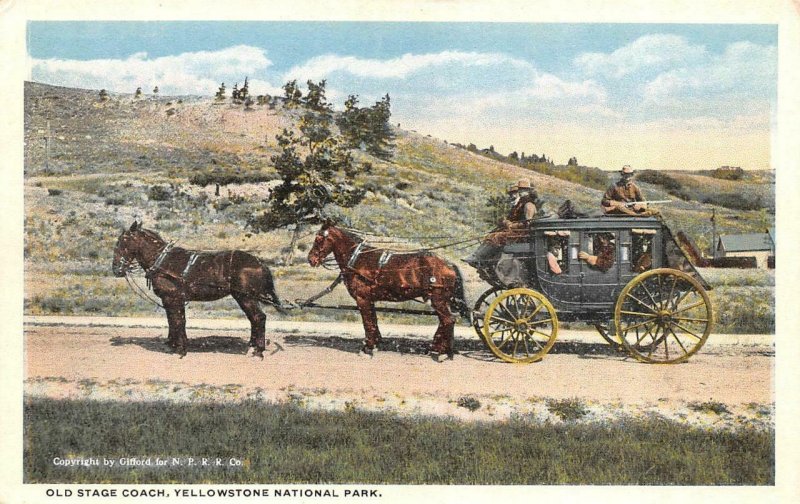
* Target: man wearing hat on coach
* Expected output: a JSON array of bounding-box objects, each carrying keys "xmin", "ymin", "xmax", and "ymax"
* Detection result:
[
  {"xmin": 502, "ymin": 179, "xmax": 543, "ymax": 228},
  {"xmin": 601, "ymin": 165, "xmax": 656, "ymax": 216},
  {"xmin": 463, "ymin": 179, "xmax": 546, "ymax": 275}
]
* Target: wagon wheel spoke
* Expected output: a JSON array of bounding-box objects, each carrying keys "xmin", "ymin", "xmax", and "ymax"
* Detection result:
[
  {"xmin": 520, "ymin": 333, "xmax": 532, "ymax": 357},
  {"xmin": 495, "ymin": 332, "xmax": 513, "ymax": 351},
  {"xmin": 529, "ymin": 317, "xmax": 554, "ymax": 327},
  {"xmin": 667, "ymin": 326, "xmax": 690, "ymax": 356},
  {"xmin": 624, "ymin": 292, "xmax": 659, "ymax": 314},
  {"xmin": 670, "ymin": 321, "xmax": 703, "ymax": 341},
  {"xmin": 638, "ymin": 280, "xmax": 660, "ymax": 311},
  {"xmin": 531, "ymin": 329, "xmax": 554, "ymax": 340},
  {"xmin": 620, "ymin": 310, "xmax": 656, "ymax": 318},
  {"xmin": 511, "ymin": 295, "xmax": 524, "ymax": 318},
  {"xmin": 522, "ymin": 303, "xmax": 545, "ymax": 323},
  {"xmin": 671, "ymin": 300, "xmax": 707, "ymax": 316},
  {"xmin": 497, "ymin": 302, "xmax": 518, "ymax": 323},
  {"xmin": 668, "ymin": 289, "xmax": 693, "ymax": 312},
  {"xmin": 622, "ymin": 317, "xmax": 659, "ymax": 334},
  {"xmin": 489, "ymin": 314, "xmax": 518, "ymax": 326},
  {"xmin": 672, "ymin": 316, "xmax": 709, "ymax": 323},
  {"xmin": 666, "ymin": 275, "xmax": 678, "ymax": 311},
  {"xmin": 512, "ymin": 333, "xmax": 522, "ymax": 357},
  {"xmin": 646, "ymin": 326, "xmax": 662, "ymax": 359},
  {"xmin": 633, "ymin": 323, "xmax": 657, "ymax": 347},
  {"xmin": 489, "ymin": 327, "xmax": 513, "ymax": 337},
  {"xmin": 616, "ymin": 269, "xmax": 712, "ymax": 364}
]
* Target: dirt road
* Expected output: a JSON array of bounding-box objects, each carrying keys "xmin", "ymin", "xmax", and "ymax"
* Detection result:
[{"xmin": 24, "ymin": 316, "xmax": 774, "ymax": 427}]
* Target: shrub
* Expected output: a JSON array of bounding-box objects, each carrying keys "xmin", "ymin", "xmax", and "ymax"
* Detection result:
[
  {"xmin": 702, "ymin": 193, "xmax": 764, "ymax": 212},
  {"xmin": 456, "ymin": 396, "xmax": 481, "ymax": 412},
  {"xmin": 148, "ymin": 185, "xmax": 173, "ymax": 202},
  {"xmin": 547, "ymin": 398, "xmax": 589, "ymax": 421},
  {"xmin": 689, "ymin": 401, "xmax": 731, "ymax": 415},
  {"xmin": 105, "ymin": 195, "xmax": 126, "ymax": 206},
  {"xmin": 188, "ymin": 168, "xmax": 276, "ymax": 187},
  {"xmin": 712, "ymin": 166, "xmax": 745, "ymax": 180},
  {"xmin": 47, "ymin": 188, "xmax": 63, "ymax": 196}
]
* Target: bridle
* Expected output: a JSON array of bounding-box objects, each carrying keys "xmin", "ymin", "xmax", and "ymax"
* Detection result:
[{"xmin": 114, "ymin": 229, "xmax": 175, "ymax": 308}]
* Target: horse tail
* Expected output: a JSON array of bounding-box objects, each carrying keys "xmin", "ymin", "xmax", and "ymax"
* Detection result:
[
  {"xmin": 257, "ymin": 260, "xmax": 288, "ymax": 314},
  {"xmin": 450, "ymin": 264, "xmax": 471, "ymax": 322}
]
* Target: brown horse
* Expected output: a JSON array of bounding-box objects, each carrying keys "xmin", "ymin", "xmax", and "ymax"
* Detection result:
[
  {"xmin": 112, "ymin": 221, "xmax": 283, "ymax": 358},
  {"xmin": 307, "ymin": 222, "xmax": 470, "ymax": 360}
]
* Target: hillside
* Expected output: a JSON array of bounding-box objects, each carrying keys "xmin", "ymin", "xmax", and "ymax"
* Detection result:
[{"xmin": 23, "ymin": 81, "xmax": 775, "ymax": 325}]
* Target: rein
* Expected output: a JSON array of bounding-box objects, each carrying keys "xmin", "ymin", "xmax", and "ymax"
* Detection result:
[
  {"xmin": 339, "ymin": 226, "xmax": 486, "ymax": 254},
  {"xmin": 124, "ymin": 270, "xmax": 166, "ymax": 309}
]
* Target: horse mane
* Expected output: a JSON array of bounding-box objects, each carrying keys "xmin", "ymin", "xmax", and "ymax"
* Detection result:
[
  {"xmin": 337, "ymin": 226, "xmax": 365, "ymax": 245},
  {"xmin": 136, "ymin": 227, "xmax": 167, "ymax": 245}
]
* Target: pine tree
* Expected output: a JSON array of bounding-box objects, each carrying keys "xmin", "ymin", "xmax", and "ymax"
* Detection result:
[
  {"xmin": 282, "ymin": 80, "xmax": 302, "ymax": 107},
  {"xmin": 336, "ymin": 93, "xmax": 395, "ymax": 160},
  {"xmin": 249, "ymin": 80, "xmax": 369, "ymax": 263}
]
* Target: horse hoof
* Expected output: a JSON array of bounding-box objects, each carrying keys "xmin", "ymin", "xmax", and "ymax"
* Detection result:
[
  {"xmin": 252, "ymin": 351, "xmax": 264, "ymax": 361},
  {"xmin": 359, "ymin": 347, "xmax": 375, "ymax": 358},
  {"xmin": 430, "ymin": 351, "xmax": 453, "ymax": 363}
]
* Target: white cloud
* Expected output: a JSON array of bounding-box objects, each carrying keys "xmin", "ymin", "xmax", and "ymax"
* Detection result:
[
  {"xmin": 525, "ymin": 74, "xmax": 606, "ymax": 101},
  {"xmin": 643, "ymin": 41, "xmax": 776, "ymax": 100},
  {"xmin": 30, "ymin": 45, "xmax": 276, "ymax": 95},
  {"xmin": 574, "ymin": 34, "xmax": 707, "ymax": 79},
  {"xmin": 282, "ymin": 50, "xmax": 525, "ymax": 83}
]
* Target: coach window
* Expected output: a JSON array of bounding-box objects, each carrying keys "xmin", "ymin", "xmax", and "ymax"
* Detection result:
[
  {"xmin": 544, "ymin": 231, "xmax": 570, "ymax": 274},
  {"xmin": 583, "ymin": 232, "xmax": 616, "ymax": 272},
  {"xmin": 631, "ymin": 229, "xmax": 656, "ymax": 272}
]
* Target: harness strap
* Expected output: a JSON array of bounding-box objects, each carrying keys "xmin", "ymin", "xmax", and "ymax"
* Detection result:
[
  {"xmin": 146, "ymin": 242, "xmax": 175, "ymax": 278},
  {"xmin": 347, "ymin": 241, "xmax": 366, "ymax": 268},
  {"xmin": 378, "ymin": 250, "xmax": 393, "ymax": 268},
  {"xmin": 181, "ymin": 253, "xmax": 199, "ymax": 279}
]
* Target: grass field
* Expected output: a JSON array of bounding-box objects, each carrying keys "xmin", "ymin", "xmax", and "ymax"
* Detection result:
[{"xmin": 25, "ymin": 397, "xmax": 774, "ymax": 485}]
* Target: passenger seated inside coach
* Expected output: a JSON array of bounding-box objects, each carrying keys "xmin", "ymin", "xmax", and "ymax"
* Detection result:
[
  {"xmin": 578, "ymin": 232, "xmax": 616, "ymax": 272},
  {"xmin": 632, "ymin": 231, "xmax": 654, "ymax": 272},
  {"xmin": 545, "ymin": 233, "xmax": 569, "ymax": 275}
]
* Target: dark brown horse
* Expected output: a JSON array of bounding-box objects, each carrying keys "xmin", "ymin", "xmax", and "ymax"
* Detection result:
[
  {"xmin": 112, "ymin": 221, "xmax": 283, "ymax": 358},
  {"xmin": 307, "ymin": 222, "xmax": 470, "ymax": 360}
]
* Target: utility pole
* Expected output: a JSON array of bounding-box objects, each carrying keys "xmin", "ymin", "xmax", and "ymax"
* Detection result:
[
  {"xmin": 44, "ymin": 120, "xmax": 50, "ymax": 171},
  {"xmin": 710, "ymin": 208, "xmax": 717, "ymax": 259}
]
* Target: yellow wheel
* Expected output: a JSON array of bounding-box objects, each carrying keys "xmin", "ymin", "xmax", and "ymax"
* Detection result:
[
  {"xmin": 615, "ymin": 268, "xmax": 713, "ymax": 364},
  {"xmin": 472, "ymin": 287, "xmax": 503, "ymax": 344},
  {"xmin": 482, "ymin": 288, "xmax": 558, "ymax": 363}
]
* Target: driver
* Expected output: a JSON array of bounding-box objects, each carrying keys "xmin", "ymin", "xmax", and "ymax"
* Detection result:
[{"xmin": 601, "ymin": 165, "xmax": 658, "ymax": 216}]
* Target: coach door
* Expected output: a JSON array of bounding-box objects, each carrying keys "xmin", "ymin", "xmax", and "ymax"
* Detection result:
[
  {"xmin": 536, "ymin": 230, "xmax": 583, "ymax": 311},
  {"xmin": 579, "ymin": 230, "xmax": 620, "ymax": 308}
]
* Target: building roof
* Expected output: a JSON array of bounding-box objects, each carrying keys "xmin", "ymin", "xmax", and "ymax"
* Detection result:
[{"xmin": 717, "ymin": 232, "xmax": 774, "ymax": 253}]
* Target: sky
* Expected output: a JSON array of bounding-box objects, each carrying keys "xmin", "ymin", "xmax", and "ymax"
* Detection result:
[{"xmin": 27, "ymin": 21, "xmax": 777, "ymax": 171}]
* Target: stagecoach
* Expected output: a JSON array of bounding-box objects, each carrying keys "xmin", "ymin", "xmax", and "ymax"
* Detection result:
[
  {"xmin": 466, "ymin": 215, "xmax": 713, "ymax": 364},
  {"xmin": 113, "ymin": 215, "xmax": 713, "ymax": 364}
]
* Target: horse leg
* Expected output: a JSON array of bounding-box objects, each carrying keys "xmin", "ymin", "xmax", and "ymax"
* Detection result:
[
  {"xmin": 356, "ymin": 297, "xmax": 381, "ymax": 355},
  {"xmin": 430, "ymin": 292, "xmax": 455, "ymax": 361},
  {"xmin": 164, "ymin": 301, "xmax": 188, "ymax": 357},
  {"xmin": 234, "ymin": 294, "xmax": 268, "ymax": 359}
]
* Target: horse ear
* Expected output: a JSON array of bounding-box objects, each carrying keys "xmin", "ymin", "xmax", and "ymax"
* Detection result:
[{"xmin": 130, "ymin": 221, "xmax": 139, "ymax": 231}]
